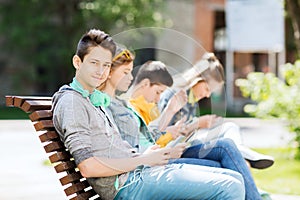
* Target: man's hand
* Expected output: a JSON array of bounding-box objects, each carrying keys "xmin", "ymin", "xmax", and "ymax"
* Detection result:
[
  {"xmin": 166, "ymin": 125, "xmax": 181, "ymax": 139},
  {"xmin": 166, "ymin": 116, "xmax": 188, "ymax": 138},
  {"xmin": 141, "ymin": 145, "xmax": 172, "ymax": 166},
  {"xmin": 197, "ymin": 114, "xmax": 221, "ymax": 128},
  {"xmin": 167, "ymin": 89, "xmax": 187, "ymax": 114},
  {"xmin": 169, "ymin": 143, "xmax": 187, "ymax": 159}
]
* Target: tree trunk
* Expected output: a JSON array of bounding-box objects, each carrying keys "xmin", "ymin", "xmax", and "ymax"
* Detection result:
[{"xmin": 286, "ymin": 0, "xmax": 300, "ymax": 57}]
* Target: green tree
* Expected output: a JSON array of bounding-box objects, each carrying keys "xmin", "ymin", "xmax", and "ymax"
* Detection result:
[
  {"xmin": 0, "ymin": 0, "xmax": 166, "ymax": 95},
  {"xmin": 236, "ymin": 60, "xmax": 300, "ymax": 159}
]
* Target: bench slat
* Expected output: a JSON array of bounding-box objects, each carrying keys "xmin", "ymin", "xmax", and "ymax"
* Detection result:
[
  {"xmin": 60, "ymin": 172, "xmax": 83, "ymax": 186},
  {"xmin": 5, "ymin": 96, "xmax": 14, "ymax": 106},
  {"xmin": 65, "ymin": 181, "xmax": 90, "ymax": 196},
  {"xmin": 14, "ymin": 96, "xmax": 27, "ymax": 107},
  {"xmin": 21, "ymin": 100, "xmax": 52, "ymax": 112},
  {"xmin": 34, "ymin": 120, "xmax": 54, "ymax": 131},
  {"xmin": 30, "ymin": 110, "xmax": 53, "ymax": 121},
  {"xmin": 44, "ymin": 141, "xmax": 65, "ymax": 153},
  {"xmin": 49, "ymin": 152, "xmax": 72, "ymax": 163},
  {"xmin": 39, "ymin": 131, "xmax": 59, "ymax": 142},
  {"xmin": 55, "ymin": 161, "xmax": 77, "ymax": 173},
  {"xmin": 14, "ymin": 96, "xmax": 52, "ymax": 108},
  {"xmin": 70, "ymin": 189, "xmax": 98, "ymax": 200}
]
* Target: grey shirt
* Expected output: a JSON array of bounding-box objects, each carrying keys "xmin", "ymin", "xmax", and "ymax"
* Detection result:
[{"xmin": 52, "ymin": 85, "xmax": 133, "ymax": 200}]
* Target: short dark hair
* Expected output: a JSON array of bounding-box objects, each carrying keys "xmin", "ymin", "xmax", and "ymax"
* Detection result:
[
  {"xmin": 76, "ymin": 29, "xmax": 116, "ymax": 61},
  {"xmin": 133, "ymin": 61, "xmax": 173, "ymax": 87}
]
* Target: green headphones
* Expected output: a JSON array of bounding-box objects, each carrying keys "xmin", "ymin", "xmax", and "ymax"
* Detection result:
[{"xmin": 70, "ymin": 77, "xmax": 110, "ymax": 107}]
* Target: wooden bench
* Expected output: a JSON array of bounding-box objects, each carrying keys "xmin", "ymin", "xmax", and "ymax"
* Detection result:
[{"xmin": 5, "ymin": 95, "xmax": 100, "ymax": 200}]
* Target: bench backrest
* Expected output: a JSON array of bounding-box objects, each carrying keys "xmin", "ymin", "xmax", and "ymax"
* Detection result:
[{"xmin": 5, "ymin": 95, "xmax": 100, "ymax": 200}]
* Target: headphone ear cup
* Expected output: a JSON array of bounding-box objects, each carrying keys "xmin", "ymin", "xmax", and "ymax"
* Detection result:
[{"xmin": 90, "ymin": 90, "xmax": 111, "ymax": 107}]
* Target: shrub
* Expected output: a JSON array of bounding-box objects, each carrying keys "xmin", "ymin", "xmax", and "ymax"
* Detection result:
[{"xmin": 235, "ymin": 60, "xmax": 300, "ymax": 159}]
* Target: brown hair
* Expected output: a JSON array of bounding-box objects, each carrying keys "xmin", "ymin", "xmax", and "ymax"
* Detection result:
[
  {"xmin": 199, "ymin": 53, "xmax": 225, "ymax": 86},
  {"xmin": 76, "ymin": 29, "xmax": 116, "ymax": 61},
  {"xmin": 174, "ymin": 52, "xmax": 225, "ymax": 91},
  {"xmin": 133, "ymin": 61, "xmax": 173, "ymax": 87}
]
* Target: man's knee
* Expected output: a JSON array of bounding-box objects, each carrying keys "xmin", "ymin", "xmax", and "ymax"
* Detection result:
[
  {"xmin": 218, "ymin": 137, "xmax": 237, "ymax": 148},
  {"xmin": 220, "ymin": 177, "xmax": 245, "ymax": 200}
]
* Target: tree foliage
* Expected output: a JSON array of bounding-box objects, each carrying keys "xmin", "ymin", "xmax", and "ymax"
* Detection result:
[
  {"xmin": 0, "ymin": 0, "xmax": 166, "ymax": 94},
  {"xmin": 236, "ymin": 60, "xmax": 300, "ymax": 159}
]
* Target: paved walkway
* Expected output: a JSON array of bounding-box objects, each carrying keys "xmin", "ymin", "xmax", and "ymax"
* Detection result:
[
  {"xmin": 0, "ymin": 119, "xmax": 299, "ymax": 200},
  {"xmin": 0, "ymin": 120, "xmax": 65, "ymax": 200},
  {"xmin": 225, "ymin": 118, "xmax": 295, "ymax": 149}
]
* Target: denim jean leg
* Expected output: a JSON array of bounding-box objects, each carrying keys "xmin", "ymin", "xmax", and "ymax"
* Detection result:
[
  {"xmin": 182, "ymin": 138, "xmax": 261, "ymax": 200},
  {"xmin": 115, "ymin": 164, "xmax": 245, "ymax": 200},
  {"xmin": 169, "ymin": 157, "xmax": 222, "ymax": 168}
]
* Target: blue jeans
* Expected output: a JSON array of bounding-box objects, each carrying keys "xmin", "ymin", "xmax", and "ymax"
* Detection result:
[
  {"xmin": 170, "ymin": 157, "xmax": 221, "ymax": 167},
  {"xmin": 115, "ymin": 164, "xmax": 245, "ymax": 200},
  {"xmin": 182, "ymin": 138, "xmax": 261, "ymax": 200}
]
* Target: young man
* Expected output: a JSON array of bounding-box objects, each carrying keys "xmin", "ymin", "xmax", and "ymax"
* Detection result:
[{"xmin": 51, "ymin": 29, "xmax": 245, "ymax": 200}]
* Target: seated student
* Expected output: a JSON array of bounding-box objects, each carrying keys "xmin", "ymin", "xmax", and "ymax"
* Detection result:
[
  {"xmin": 157, "ymin": 52, "xmax": 274, "ymax": 169},
  {"xmin": 101, "ymin": 46, "xmax": 262, "ymax": 200},
  {"xmin": 52, "ymin": 28, "xmax": 246, "ymax": 200}
]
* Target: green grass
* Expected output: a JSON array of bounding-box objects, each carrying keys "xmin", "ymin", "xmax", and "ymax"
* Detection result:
[{"xmin": 252, "ymin": 147, "xmax": 300, "ymax": 195}]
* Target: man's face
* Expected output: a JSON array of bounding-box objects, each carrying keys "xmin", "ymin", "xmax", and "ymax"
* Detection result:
[
  {"xmin": 144, "ymin": 83, "xmax": 167, "ymax": 103},
  {"xmin": 75, "ymin": 46, "xmax": 112, "ymax": 92}
]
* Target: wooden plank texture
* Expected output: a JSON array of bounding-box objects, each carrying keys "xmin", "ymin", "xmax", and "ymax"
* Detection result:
[{"xmin": 4, "ymin": 95, "xmax": 99, "ymax": 200}]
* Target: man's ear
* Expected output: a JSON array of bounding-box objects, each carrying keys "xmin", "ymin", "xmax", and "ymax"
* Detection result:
[
  {"xmin": 72, "ymin": 55, "xmax": 81, "ymax": 70},
  {"xmin": 140, "ymin": 78, "xmax": 150, "ymax": 88}
]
